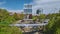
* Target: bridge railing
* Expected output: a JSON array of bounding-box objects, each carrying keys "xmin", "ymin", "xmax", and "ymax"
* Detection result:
[{"xmin": 10, "ymin": 23, "xmax": 48, "ymax": 27}]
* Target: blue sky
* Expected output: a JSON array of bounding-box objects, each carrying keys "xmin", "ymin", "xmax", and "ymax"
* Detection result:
[
  {"xmin": 0, "ymin": 0, "xmax": 60, "ymax": 14},
  {"xmin": 0, "ymin": 0, "xmax": 33, "ymax": 10}
]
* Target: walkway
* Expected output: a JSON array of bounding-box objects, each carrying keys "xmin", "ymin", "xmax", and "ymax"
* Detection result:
[{"xmin": 10, "ymin": 23, "xmax": 48, "ymax": 27}]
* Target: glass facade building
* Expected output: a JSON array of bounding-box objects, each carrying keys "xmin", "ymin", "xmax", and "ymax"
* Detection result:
[
  {"xmin": 24, "ymin": 4, "xmax": 32, "ymax": 14},
  {"xmin": 36, "ymin": 9, "xmax": 43, "ymax": 14},
  {"xmin": 24, "ymin": 9, "xmax": 32, "ymax": 14}
]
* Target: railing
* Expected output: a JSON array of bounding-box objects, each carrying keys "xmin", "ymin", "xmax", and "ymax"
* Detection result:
[{"xmin": 10, "ymin": 23, "xmax": 48, "ymax": 27}]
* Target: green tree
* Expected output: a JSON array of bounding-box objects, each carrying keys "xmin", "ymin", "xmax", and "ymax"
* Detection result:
[
  {"xmin": 0, "ymin": 9, "xmax": 15, "ymax": 26},
  {"xmin": 0, "ymin": 26, "xmax": 22, "ymax": 34},
  {"xmin": 0, "ymin": 9, "xmax": 22, "ymax": 34},
  {"xmin": 39, "ymin": 14, "xmax": 46, "ymax": 19},
  {"xmin": 45, "ymin": 13, "xmax": 60, "ymax": 34},
  {"xmin": 13, "ymin": 12, "xmax": 24, "ymax": 20}
]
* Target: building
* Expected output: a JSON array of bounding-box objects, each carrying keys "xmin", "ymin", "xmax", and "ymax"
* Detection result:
[
  {"xmin": 24, "ymin": 4, "xmax": 32, "ymax": 14},
  {"xmin": 24, "ymin": 4, "xmax": 32, "ymax": 19},
  {"xmin": 36, "ymin": 9, "xmax": 43, "ymax": 16}
]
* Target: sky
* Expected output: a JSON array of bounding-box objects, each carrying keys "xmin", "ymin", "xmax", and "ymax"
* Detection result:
[
  {"xmin": 32, "ymin": 0, "xmax": 60, "ymax": 14},
  {"xmin": 0, "ymin": 0, "xmax": 60, "ymax": 14},
  {"xmin": 0, "ymin": 0, "xmax": 33, "ymax": 13}
]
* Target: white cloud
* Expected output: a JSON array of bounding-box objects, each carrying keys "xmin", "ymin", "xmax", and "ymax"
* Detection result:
[
  {"xmin": 0, "ymin": 7, "xmax": 23, "ymax": 14},
  {"xmin": 34, "ymin": 0, "xmax": 60, "ymax": 4},
  {"xmin": 0, "ymin": 2, "xmax": 6, "ymax": 5},
  {"xmin": 8, "ymin": 10, "xmax": 23, "ymax": 13},
  {"xmin": 32, "ymin": 0, "xmax": 60, "ymax": 14}
]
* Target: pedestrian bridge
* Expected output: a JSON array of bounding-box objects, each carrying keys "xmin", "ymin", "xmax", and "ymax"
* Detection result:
[
  {"xmin": 10, "ymin": 23, "xmax": 48, "ymax": 27},
  {"xmin": 10, "ymin": 19, "xmax": 49, "ymax": 27}
]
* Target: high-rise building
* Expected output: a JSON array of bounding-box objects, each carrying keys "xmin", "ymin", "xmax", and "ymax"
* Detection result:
[
  {"xmin": 24, "ymin": 4, "xmax": 32, "ymax": 19},
  {"xmin": 24, "ymin": 4, "xmax": 32, "ymax": 14},
  {"xmin": 36, "ymin": 9, "xmax": 43, "ymax": 15}
]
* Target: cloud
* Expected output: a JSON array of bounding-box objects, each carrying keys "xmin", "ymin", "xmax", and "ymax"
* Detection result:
[
  {"xmin": 8, "ymin": 10, "xmax": 23, "ymax": 13},
  {"xmin": 33, "ymin": 0, "xmax": 60, "ymax": 4},
  {"xmin": 0, "ymin": 7, "xmax": 24, "ymax": 14},
  {"xmin": 0, "ymin": 2, "xmax": 6, "ymax": 5},
  {"xmin": 32, "ymin": 0, "xmax": 60, "ymax": 14}
]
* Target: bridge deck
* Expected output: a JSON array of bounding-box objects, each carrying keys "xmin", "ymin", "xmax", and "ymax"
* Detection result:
[{"xmin": 10, "ymin": 23, "xmax": 48, "ymax": 27}]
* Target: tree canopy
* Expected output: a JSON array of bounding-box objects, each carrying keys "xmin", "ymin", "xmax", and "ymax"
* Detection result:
[{"xmin": 0, "ymin": 9, "xmax": 22, "ymax": 34}]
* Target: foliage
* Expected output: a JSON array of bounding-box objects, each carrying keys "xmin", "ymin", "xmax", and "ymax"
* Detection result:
[
  {"xmin": 0, "ymin": 9, "xmax": 22, "ymax": 34},
  {"xmin": 0, "ymin": 26, "xmax": 22, "ymax": 34},
  {"xmin": 32, "ymin": 16, "xmax": 38, "ymax": 21},
  {"xmin": 0, "ymin": 9, "xmax": 15, "ymax": 26},
  {"xmin": 39, "ymin": 14, "xmax": 46, "ymax": 19},
  {"xmin": 45, "ymin": 13, "xmax": 60, "ymax": 34},
  {"xmin": 13, "ymin": 12, "xmax": 24, "ymax": 20}
]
